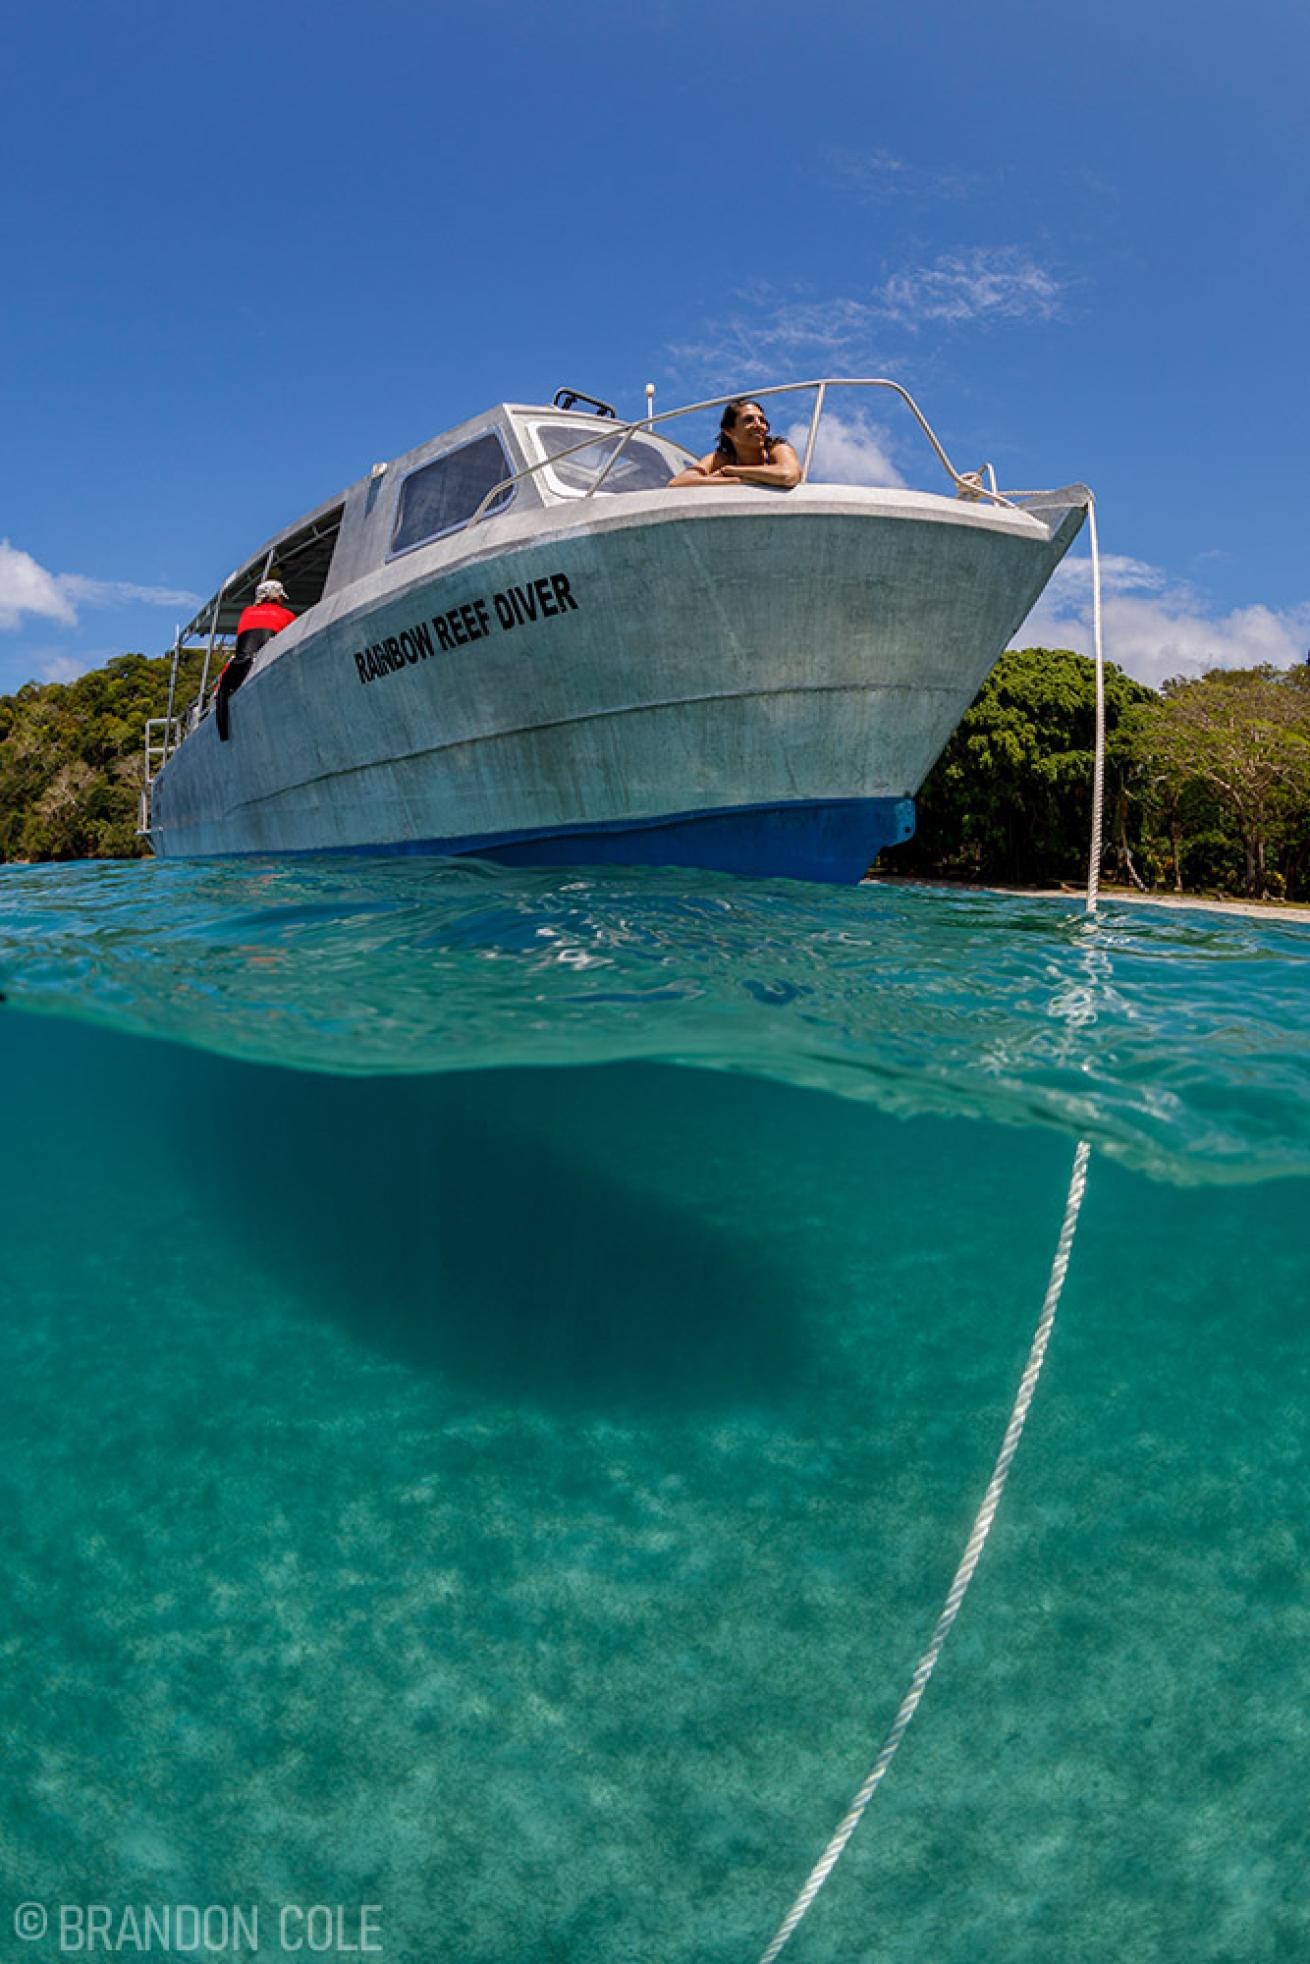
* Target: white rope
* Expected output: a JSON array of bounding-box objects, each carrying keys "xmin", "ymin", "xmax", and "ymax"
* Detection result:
[
  {"xmin": 757, "ymin": 1140, "xmax": 1091, "ymax": 1964},
  {"xmin": 1085, "ymin": 496, "xmax": 1107, "ymax": 915},
  {"xmin": 756, "ymin": 497, "xmax": 1107, "ymax": 1964}
]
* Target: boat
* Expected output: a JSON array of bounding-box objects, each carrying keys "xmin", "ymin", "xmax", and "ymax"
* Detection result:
[{"xmin": 141, "ymin": 379, "xmax": 1088, "ymax": 884}]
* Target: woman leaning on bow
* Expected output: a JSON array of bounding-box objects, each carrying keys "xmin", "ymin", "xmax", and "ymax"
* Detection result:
[{"xmin": 667, "ymin": 397, "xmax": 802, "ymax": 489}]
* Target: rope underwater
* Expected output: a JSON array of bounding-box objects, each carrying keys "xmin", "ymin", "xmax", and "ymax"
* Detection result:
[{"xmin": 756, "ymin": 496, "xmax": 1107, "ymax": 1964}]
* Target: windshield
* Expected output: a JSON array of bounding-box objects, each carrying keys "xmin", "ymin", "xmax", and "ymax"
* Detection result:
[{"xmin": 532, "ymin": 423, "xmax": 678, "ymax": 495}]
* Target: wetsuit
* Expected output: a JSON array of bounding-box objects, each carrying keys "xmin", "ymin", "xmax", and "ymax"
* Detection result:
[{"xmin": 215, "ymin": 600, "xmax": 296, "ymax": 741}]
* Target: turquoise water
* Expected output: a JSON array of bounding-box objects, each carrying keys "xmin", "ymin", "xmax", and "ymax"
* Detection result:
[{"xmin": 1, "ymin": 858, "xmax": 1306, "ymax": 1962}]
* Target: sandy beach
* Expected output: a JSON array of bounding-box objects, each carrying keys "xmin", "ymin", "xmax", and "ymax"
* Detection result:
[{"xmin": 865, "ymin": 875, "xmax": 1310, "ymax": 924}]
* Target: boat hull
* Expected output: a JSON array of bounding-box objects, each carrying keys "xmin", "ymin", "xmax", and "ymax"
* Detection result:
[
  {"xmin": 315, "ymin": 794, "xmax": 914, "ymax": 885},
  {"xmin": 149, "ymin": 487, "xmax": 1084, "ymax": 883}
]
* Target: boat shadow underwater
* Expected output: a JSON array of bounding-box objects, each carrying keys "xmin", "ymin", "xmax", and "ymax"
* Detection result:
[{"xmin": 197, "ymin": 1059, "xmax": 819, "ymax": 1414}]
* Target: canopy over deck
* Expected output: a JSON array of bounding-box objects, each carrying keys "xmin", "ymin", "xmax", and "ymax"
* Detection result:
[{"xmin": 182, "ymin": 490, "xmax": 351, "ymax": 640}]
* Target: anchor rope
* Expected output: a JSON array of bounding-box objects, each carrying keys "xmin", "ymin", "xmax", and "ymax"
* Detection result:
[
  {"xmin": 1085, "ymin": 497, "xmax": 1106, "ymax": 912},
  {"xmin": 756, "ymin": 494, "xmax": 1107, "ymax": 1964}
]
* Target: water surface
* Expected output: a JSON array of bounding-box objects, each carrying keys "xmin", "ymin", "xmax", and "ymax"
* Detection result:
[{"xmin": 1, "ymin": 860, "xmax": 1305, "ymax": 1962}]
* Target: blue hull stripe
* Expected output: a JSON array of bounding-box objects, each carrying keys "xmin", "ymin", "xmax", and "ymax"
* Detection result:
[{"xmin": 311, "ymin": 795, "xmax": 917, "ymax": 885}]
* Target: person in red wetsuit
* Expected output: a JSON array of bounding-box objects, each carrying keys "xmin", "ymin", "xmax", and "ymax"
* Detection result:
[{"xmin": 215, "ymin": 579, "xmax": 297, "ymax": 741}]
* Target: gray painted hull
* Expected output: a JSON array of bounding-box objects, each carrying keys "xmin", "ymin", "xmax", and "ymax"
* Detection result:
[{"xmin": 149, "ymin": 485, "xmax": 1084, "ymax": 878}]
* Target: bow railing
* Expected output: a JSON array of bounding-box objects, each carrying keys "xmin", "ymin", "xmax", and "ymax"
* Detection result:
[{"xmin": 470, "ymin": 376, "xmax": 1009, "ymax": 525}]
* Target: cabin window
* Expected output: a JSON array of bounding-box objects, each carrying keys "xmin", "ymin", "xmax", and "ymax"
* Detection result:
[
  {"xmin": 391, "ymin": 432, "xmax": 515, "ymax": 554},
  {"xmin": 532, "ymin": 424, "xmax": 678, "ymax": 495}
]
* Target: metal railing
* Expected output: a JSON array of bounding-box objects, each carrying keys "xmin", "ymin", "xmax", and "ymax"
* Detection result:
[
  {"xmin": 471, "ymin": 376, "xmax": 1017, "ymax": 525},
  {"xmin": 138, "ymin": 618, "xmax": 227, "ymax": 826},
  {"xmin": 138, "ymin": 714, "xmax": 185, "ymax": 833}
]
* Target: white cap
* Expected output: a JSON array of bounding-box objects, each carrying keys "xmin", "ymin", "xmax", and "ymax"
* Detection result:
[{"xmin": 256, "ymin": 579, "xmax": 287, "ymax": 603}]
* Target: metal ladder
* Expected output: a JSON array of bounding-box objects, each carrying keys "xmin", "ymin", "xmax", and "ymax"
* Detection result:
[{"xmin": 138, "ymin": 715, "xmax": 184, "ymax": 836}]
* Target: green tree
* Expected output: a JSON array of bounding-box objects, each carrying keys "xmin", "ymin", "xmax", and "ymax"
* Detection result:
[
  {"xmin": 890, "ymin": 647, "xmax": 1155, "ymax": 886},
  {"xmin": 1125, "ymin": 666, "xmax": 1310, "ymax": 898},
  {"xmin": 0, "ymin": 648, "xmax": 206, "ymax": 862}
]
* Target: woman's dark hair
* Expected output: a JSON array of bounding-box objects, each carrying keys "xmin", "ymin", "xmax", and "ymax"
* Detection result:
[{"xmin": 715, "ymin": 397, "xmax": 773, "ymax": 460}]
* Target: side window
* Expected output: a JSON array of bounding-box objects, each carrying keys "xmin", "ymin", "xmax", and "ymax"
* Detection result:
[{"xmin": 391, "ymin": 432, "xmax": 514, "ymax": 554}]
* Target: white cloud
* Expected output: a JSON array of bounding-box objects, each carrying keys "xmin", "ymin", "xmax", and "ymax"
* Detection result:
[
  {"xmin": 668, "ymin": 249, "xmax": 1063, "ymax": 387},
  {"xmin": 0, "ymin": 540, "xmax": 77, "ymax": 630},
  {"xmin": 38, "ymin": 651, "xmax": 99, "ymax": 683},
  {"xmin": 0, "ymin": 641, "xmax": 128, "ymax": 695},
  {"xmin": 1016, "ymin": 551, "xmax": 1310, "ymax": 687},
  {"xmin": 743, "ymin": 296, "xmax": 876, "ymax": 355},
  {"xmin": 782, "ymin": 407, "xmax": 908, "ymax": 487},
  {"xmin": 667, "ymin": 297, "xmax": 886, "ymax": 385},
  {"xmin": 1041, "ymin": 553, "xmax": 1169, "ymax": 602},
  {"xmin": 832, "ymin": 148, "xmax": 986, "ymax": 203},
  {"xmin": 0, "ymin": 539, "xmax": 200, "ymax": 633},
  {"xmin": 59, "ymin": 574, "xmax": 201, "ymax": 610},
  {"xmin": 877, "ymin": 248, "xmax": 1063, "ymax": 329}
]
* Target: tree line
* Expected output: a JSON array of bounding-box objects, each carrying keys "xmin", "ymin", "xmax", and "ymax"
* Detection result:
[
  {"xmin": 0, "ymin": 651, "xmax": 205, "ymax": 863},
  {"xmin": 1, "ymin": 645, "xmax": 1308, "ymax": 899},
  {"xmin": 887, "ymin": 650, "xmax": 1310, "ymax": 901}
]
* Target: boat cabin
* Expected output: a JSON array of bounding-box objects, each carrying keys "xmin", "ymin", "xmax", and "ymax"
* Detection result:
[
  {"xmin": 144, "ymin": 390, "xmax": 694, "ymax": 776},
  {"xmin": 180, "ymin": 394, "xmax": 693, "ymax": 647}
]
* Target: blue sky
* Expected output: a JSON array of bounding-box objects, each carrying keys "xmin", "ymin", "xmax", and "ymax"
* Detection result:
[{"xmin": 2, "ymin": 0, "xmax": 1306, "ymax": 693}]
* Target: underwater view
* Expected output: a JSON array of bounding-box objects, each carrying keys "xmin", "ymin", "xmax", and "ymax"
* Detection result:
[{"xmin": 1, "ymin": 857, "xmax": 1306, "ymax": 1964}]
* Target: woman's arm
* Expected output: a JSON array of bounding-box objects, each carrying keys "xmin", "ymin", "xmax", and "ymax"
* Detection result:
[
  {"xmin": 718, "ymin": 441, "xmax": 802, "ymax": 489},
  {"xmin": 667, "ymin": 451, "xmax": 738, "ymax": 488}
]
